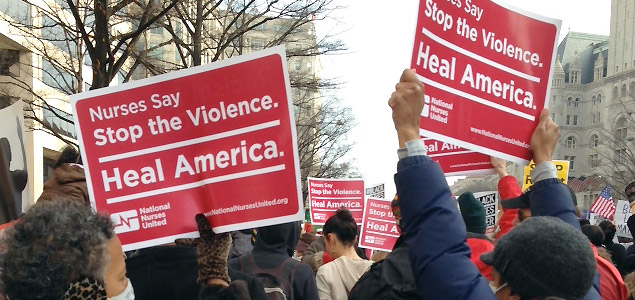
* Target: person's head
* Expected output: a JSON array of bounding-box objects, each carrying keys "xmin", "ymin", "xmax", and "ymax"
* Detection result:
[
  {"xmin": 581, "ymin": 224, "xmax": 605, "ymax": 247},
  {"xmin": 55, "ymin": 145, "xmax": 82, "ymax": 167},
  {"xmin": 254, "ymin": 221, "xmax": 302, "ymax": 257},
  {"xmin": 482, "ymin": 217, "xmax": 596, "ymax": 300},
  {"xmin": 598, "ymin": 220, "xmax": 617, "ymax": 244},
  {"xmin": 457, "ymin": 192, "xmax": 487, "ymax": 234},
  {"xmin": 391, "ymin": 194, "xmax": 402, "ymax": 233},
  {"xmin": 503, "ymin": 184, "xmax": 578, "ymax": 225},
  {"xmin": 0, "ymin": 199, "xmax": 132, "ymax": 299},
  {"xmin": 322, "ymin": 208, "xmax": 358, "ymax": 259},
  {"xmin": 626, "ymin": 180, "xmax": 635, "ymax": 203}
]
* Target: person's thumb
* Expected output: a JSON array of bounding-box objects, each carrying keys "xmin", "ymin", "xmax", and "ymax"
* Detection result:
[{"xmin": 399, "ymin": 69, "xmax": 419, "ymax": 84}]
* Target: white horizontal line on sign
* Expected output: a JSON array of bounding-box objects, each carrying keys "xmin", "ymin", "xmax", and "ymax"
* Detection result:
[
  {"xmin": 312, "ymin": 208, "xmax": 336, "ymax": 212},
  {"xmin": 417, "ymin": 75, "xmax": 536, "ymax": 121},
  {"xmin": 312, "ymin": 197, "xmax": 362, "ymax": 200},
  {"xmin": 99, "ymin": 120, "xmax": 281, "ymax": 163},
  {"xmin": 421, "ymin": 28, "xmax": 540, "ymax": 83},
  {"xmin": 366, "ymin": 230, "xmax": 400, "ymax": 238},
  {"xmin": 106, "ymin": 164, "xmax": 285, "ymax": 204},
  {"xmin": 367, "ymin": 217, "xmax": 393, "ymax": 222},
  {"xmin": 427, "ymin": 150, "xmax": 475, "ymax": 157}
]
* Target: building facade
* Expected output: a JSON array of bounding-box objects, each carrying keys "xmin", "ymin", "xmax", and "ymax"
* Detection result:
[{"xmin": 453, "ymin": 0, "xmax": 635, "ymax": 212}]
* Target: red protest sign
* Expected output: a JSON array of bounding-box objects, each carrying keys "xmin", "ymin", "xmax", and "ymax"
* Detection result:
[
  {"xmin": 308, "ymin": 178, "xmax": 364, "ymax": 225},
  {"xmin": 358, "ymin": 198, "xmax": 399, "ymax": 252},
  {"xmin": 423, "ymin": 137, "xmax": 494, "ymax": 176},
  {"xmin": 411, "ymin": 0, "xmax": 561, "ymax": 164},
  {"xmin": 71, "ymin": 46, "xmax": 303, "ymax": 251}
]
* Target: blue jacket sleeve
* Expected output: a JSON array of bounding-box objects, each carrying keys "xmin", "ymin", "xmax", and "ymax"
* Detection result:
[
  {"xmin": 395, "ymin": 156, "xmax": 493, "ymax": 299},
  {"xmin": 528, "ymin": 178, "xmax": 601, "ymax": 299},
  {"xmin": 528, "ymin": 178, "xmax": 580, "ymax": 228}
]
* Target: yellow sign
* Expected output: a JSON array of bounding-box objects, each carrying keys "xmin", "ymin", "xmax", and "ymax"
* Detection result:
[{"xmin": 522, "ymin": 160, "xmax": 570, "ymax": 191}]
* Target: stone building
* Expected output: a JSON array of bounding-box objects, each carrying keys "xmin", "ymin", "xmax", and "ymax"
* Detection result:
[{"xmin": 453, "ymin": 0, "xmax": 635, "ymax": 212}]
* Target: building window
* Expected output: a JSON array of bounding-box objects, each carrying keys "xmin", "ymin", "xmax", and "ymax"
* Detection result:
[
  {"xmin": 630, "ymin": 82, "xmax": 635, "ymax": 96},
  {"xmin": 0, "ymin": 49, "xmax": 19, "ymax": 76},
  {"xmin": 551, "ymin": 113, "xmax": 556, "ymax": 122},
  {"xmin": 567, "ymin": 97, "xmax": 573, "ymax": 106},
  {"xmin": 574, "ymin": 98, "xmax": 580, "ymax": 107},
  {"xmin": 573, "ymin": 115, "xmax": 578, "ymax": 125},
  {"xmin": 295, "ymin": 61, "xmax": 301, "ymax": 71},
  {"xmin": 42, "ymin": 106, "xmax": 76, "ymax": 139},
  {"xmin": 589, "ymin": 154, "xmax": 599, "ymax": 168},
  {"xmin": 150, "ymin": 26, "xmax": 163, "ymax": 35},
  {"xmin": 614, "ymin": 86, "xmax": 619, "ymax": 99},
  {"xmin": 553, "ymin": 95, "xmax": 557, "ymax": 104},
  {"xmin": 591, "ymin": 134, "xmax": 599, "ymax": 147},
  {"xmin": 565, "ymin": 156, "xmax": 576, "ymax": 170},
  {"xmin": 597, "ymin": 112, "xmax": 601, "ymax": 122},
  {"xmin": 43, "ymin": 157, "xmax": 56, "ymax": 183},
  {"xmin": 616, "ymin": 118, "xmax": 628, "ymax": 142},
  {"xmin": 0, "ymin": 0, "xmax": 31, "ymax": 25},
  {"xmin": 566, "ymin": 115, "xmax": 571, "ymax": 125},
  {"xmin": 565, "ymin": 136, "xmax": 576, "ymax": 149},
  {"xmin": 598, "ymin": 94, "xmax": 602, "ymax": 103},
  {"xmin": 592, "ymin": 95, "xmax": 597, "ymax": 106},
  {"xmin": 623, "ymin": 84, "xmax": 628, "ymax": 97},
  {"xmin": 251, "ymin": 40, "xmax": 264, "ymax": 51},
  {"xmin": 615, "ymin": 149, "xmax": 628, "ymax": 164},
  {"xmin": 592, "ymin": 113, "xmax": 596, "ymax": 124},
  {"xmin": 148, "ymin": 42, "xmax": 163, "ymax": 60}
]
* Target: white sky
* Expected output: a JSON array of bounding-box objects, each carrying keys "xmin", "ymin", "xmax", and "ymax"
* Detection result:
[{"xmin": 315, "ymin": 0, "xmax": 612, "ymax": 198}]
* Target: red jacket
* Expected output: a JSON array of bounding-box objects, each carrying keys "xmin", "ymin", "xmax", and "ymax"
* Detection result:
[
  {"xmin": 496, "ymin": 175, "xmax": 521, "ymax": 240},
  {"xmin": 496, "ymin": 175, "xmax": 627, "ymax": 299},
  {"xmin": 467, "ymin": 233, "xmax": 494, "ymax": 281}
]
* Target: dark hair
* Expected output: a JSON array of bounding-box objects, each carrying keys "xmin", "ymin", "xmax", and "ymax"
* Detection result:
[
  {"xmin": 598, "ymin": 220, "xmax": 617, "ymax": 244},
  {"xmin": 55, "ymin": 146, "xmax": 82, "ymax": 167},
  {"xmin": 579, "ymin": 219, "xmax": 591, "ymax": 227},
  {"xmin": 299, "ymin": 232, "xmax": 317, "ymax": 245},
  {"xmin": 581, "ymin": 225, "xmax": 605, "ymax": 247},
  {"xmin": 0, "ymin": 199, "xmax": 114, "ymax": 300},
  {"xmin": 323, "ymin": 208, "xmax": 357, "ymax": 246}
]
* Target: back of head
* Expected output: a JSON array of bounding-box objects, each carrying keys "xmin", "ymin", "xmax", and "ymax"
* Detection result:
[
  {"xmin": 323, "ymin": 208, "xmax": 358, "ymax": 247},
  {"xmin": 598, "ymin": 220, "xmax": 616, "ymax": 244},
  {"xmin": 481, "ymin": 217, "xmax": 595, "ymax": 300},
  {"xmin": 0, "ymin": 199, "xmax": 114, "ymax": 300},
  {"xmin": 254, "ymin": 221, "xmax": 301, "ymax": 257},
  {"xmin": 581, "ymin": 224, "xmax": 605, "ymax": 247},
  {"xmin": 457, "ymin": 192, "xmax": 486, "ymax": 234},
  {"xmin": 55, "ymin": 146, "xmax": 82, "ymax": 167}
]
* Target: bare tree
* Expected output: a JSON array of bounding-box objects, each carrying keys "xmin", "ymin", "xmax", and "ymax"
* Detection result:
[
  {"xmin": 0, "ymin": 0, "xmax": 177, "ymax": 145},
  {"xmin": 591, "ymin": 91, "xmax": 635, "ymax": 200}
]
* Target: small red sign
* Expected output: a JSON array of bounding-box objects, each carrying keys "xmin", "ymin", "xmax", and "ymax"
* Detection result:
[
  {"xmin": 71, "ymin": 46, "xmax": 303, "ymax": 251},
  {"xmin": 358, "ymin": 198, "xmax": 399, "ymax": 252},
  {"xmin": 423, "ymin": 137, "xmax": 494, "ymax": 176},
  {"xmin": 411, "ymin": 0, "xmax": 561, "ymax": 164},
  {"xmin": 308, "ymin": 178, "xmax": 364, "ymax": 225}
]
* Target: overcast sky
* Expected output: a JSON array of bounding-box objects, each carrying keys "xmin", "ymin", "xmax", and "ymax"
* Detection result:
[{"xmin": 316, "ymin": 0, "xmax": 612, "ymax": 198}]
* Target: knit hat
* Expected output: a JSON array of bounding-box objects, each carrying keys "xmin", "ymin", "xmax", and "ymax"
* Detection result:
[
  {"xmin": 481, "ymin": 217, "xmax": 596, "ymax": 300},
  {"xmin": 457, "ymin": 192, "xmax": 486, "ymax": 234}
]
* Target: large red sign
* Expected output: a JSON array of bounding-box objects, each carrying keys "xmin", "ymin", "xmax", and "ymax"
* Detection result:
[
  {"xmin": 71, "ymin": 46, "xmax": 303, "ymax": 251},
  {"xmin": 358, "ymin": 198, "xmax": 399, "ymax": 252},
  {"xmin": 308, "ymin": 178, "xmax": 364, "ymax": 225},
  {"xmin": 423, "ymin": 137, "xmax": 494, "ymax": 176},
  {"xmin": 411, "ymin": 0, "xmax": 561, "ymax": 164}
]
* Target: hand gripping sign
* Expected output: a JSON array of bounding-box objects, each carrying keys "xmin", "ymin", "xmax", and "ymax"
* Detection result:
[
  {"xmin": 308, "ymin": 177, "xmax": 364, "ymax": 225},
  {"xmin": 411, "ymin": 0, "xmax": 561, "ymax": 164},
  {"xmin": 71, "ymin": 46, "xmax": 303, "ymax": 251},
  {"xmin": 358, "ymin": 197, "xmax": 399, "ymax": 252}
]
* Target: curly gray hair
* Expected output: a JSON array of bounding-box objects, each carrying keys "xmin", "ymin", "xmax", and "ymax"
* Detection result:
[{"xmin": 0, "ymin": 199, "xmax": 114, "ymax": 300}]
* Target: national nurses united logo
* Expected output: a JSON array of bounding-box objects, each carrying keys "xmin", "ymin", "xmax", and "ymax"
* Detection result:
[
  {"xmin": 420, "ymin": 95, "xmax": 452, "ymax": 124},
  {"xmin": 111, "ymin": 210, "xmax": 141, "ymax": 234}
]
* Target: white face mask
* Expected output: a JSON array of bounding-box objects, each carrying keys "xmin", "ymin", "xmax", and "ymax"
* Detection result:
[{"xmin": 107, "ymin": 278, "xmax": 135, "ymax": 300}]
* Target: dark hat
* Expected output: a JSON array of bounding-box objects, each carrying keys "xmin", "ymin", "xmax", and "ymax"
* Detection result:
[
  {"xmin": 457, "ymin": 192, "xmax": 486, "ymax": 234},
  {"xmin": 626, "ymin": 181, "xmax": 635, "ymax": 202},
  {"xmin": 501, "ymin": 183, "xmax": 577, "ymax": 209},
  {"xmin": 480, "ymin": 217, "xmax": 595, "ymax": 300}
]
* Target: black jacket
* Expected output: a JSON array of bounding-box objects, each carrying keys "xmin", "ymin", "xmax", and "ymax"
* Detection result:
[{"xmin": 228, "ymin": 222, "xmax": 319, "ymax": 300}]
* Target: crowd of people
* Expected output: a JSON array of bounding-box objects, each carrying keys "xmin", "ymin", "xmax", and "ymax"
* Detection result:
[{"xmin": 3, "ymin": 69, "xmax": 635, "ymax": 299}]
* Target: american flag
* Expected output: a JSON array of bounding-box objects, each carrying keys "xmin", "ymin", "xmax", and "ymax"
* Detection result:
[{"xmin": 589, "ymin": 185, "xmax": 616, "ymax": 219}]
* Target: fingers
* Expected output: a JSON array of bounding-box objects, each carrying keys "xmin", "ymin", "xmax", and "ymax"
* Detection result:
[
  {"xmin": 175, "ymin": 238, "xmax": 198, "ymax": 247},
  {"xmin": 399, "ymin": 69, "xmax": 420, "ymax": 84},
  {"xmin": 195, "ymin": 214, "xmax": 214, "ymax": 237}
]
